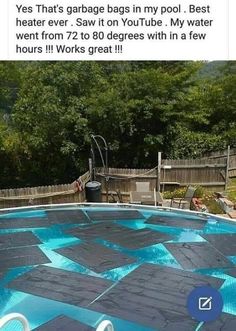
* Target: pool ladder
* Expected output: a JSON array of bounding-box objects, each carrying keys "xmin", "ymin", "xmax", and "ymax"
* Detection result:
[
  {"xmin": 0, "ymin": 313, "xmax": 30, "ymax": 330},
  {"xmin": 0, "ymin": 314, "xmax": 114, "ymax": 331},
  {"xmin": 96, "ymin": 320, "xmax": 114, "ymax": 331}
]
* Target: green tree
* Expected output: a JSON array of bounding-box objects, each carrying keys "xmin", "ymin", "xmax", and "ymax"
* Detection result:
[
  {"xmin": 1, "ymin": 60, "xmax": 235, "ymax": 187},
  {"xmin": 86, "ymin": 62, "xmax": 203, "ymax": 166},
  {"xmin": 0, "ymin": 62, "xmax": 20, "ymax": 114},
  {"xmin": 208, "ymin": 64, "xmax": 236, "ymax": 145},
  {"xmin": 13, "ymin": 62, "xmax": 104, "ymax": 185}
]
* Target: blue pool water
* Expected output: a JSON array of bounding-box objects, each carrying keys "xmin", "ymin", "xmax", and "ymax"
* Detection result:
[{"xmin": 0, "ymin": 205, "xmax": 236, "ymax": 330}]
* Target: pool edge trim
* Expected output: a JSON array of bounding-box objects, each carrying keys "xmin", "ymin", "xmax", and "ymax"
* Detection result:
[{"xmin": 0, "ymin": 202, "xmax": 235, "ymax": 224}]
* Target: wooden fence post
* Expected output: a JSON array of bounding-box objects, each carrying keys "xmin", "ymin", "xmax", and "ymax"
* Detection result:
[
  {"xmin": 156, "ymin": 152, "xmax": 162, "ymax": 193},
  {"xmin": 225, "ymin": 145, "xmax": 231, "ymax": 190}
]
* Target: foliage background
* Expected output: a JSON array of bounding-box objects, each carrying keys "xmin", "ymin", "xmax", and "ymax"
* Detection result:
[{"xmin": 0, "ymin": 61, "xmax": 235, "ymax": 188}]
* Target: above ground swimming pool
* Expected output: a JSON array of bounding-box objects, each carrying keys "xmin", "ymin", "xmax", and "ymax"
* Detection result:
[{"xmin": 0, "ymin": 203, "xmax": 236, "ymax": 331}]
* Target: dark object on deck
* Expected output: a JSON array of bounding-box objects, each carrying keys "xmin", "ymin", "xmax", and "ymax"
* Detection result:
[
  {"xmin": 46, "ymin": 209, "xmax": 89, "ymax": 224},
  {"xmin": 200, "ymin": 312, "xmax": 236, "ymax": 331},
  {"xmin": 90, "ymin": 263, "xmax": 224, "ymax": 331},
  {"xmin": 8, "ymin": 265, "xmax": 113, "ymax": 307},
  {"xmin": 0, "ymin": 246, "xmax": 51, "ymax": 271},
  {"xmin": 201, "ymin": 233, "xmax": 236, "ymax": 256},
  {"xmin": 33, "ymin": 315, "xmax": 94, "ymax": 331},
  {"xmin": 85, "ymin": 181, "xmax": 102, "ymax": 202},
  {"xmin": 215, "ymin": 191, "xmax": 227, "ymax": 199},
  {"xmin": 86, "ymin": 209, "xmax": 143, "ymax": 221},
  {"xmin": 0, "ymin": 232, "xmax": 41, "ymax": 249},
  {"xmin": 164, "ymin": 242, "xmax": 234, "ymax": 269},
  {"xmin": 146, "ymin": 215, "xmax": 207, "ymax": 230},
  {"xmin": 0, "ymin": 217, "xmax": 50, "ymax": 229},
  {"xmin": 54, "ymin": 242, "xmax": 136, "ymax": 273}
]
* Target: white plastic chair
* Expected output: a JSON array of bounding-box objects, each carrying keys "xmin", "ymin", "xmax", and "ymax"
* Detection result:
[
  {"xmin": 96, "ymin": 320, "xmax": 114, "ymax": 331},
  {"xmin": 0, "ymin": 313, "xmax": 30, "ymax": 331}
]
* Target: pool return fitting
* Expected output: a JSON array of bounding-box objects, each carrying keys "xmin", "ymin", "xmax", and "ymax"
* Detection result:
[{"xmin": 0, "ymin": 314, "xmax": 114, "ymax": 331}]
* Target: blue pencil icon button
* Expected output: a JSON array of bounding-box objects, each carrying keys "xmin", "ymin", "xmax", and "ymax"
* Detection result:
[
  {"xmin": 199, "ymin": 296, "xmax": 212, "ymax": 310},
  {"xmin": 187, "ymin": 286, "xmax": 223, "ymax": 322}
]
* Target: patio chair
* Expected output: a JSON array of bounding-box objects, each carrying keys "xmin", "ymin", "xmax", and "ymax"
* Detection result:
[
  {"xmin": 170, "ymin": 186, "xmax": 196, "ymax": 209},
  {"xmin": 130, "ymin": 189, "xmax": 164, "ymax": 206},
  {"xmin": 109, "ymin": 193, "xmax": 117, "ymax": 203}
]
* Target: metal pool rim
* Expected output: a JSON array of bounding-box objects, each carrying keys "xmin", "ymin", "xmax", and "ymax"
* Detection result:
[{"xmin": 0, "ymin": 202, "xmax": 234, "ymax": 225}]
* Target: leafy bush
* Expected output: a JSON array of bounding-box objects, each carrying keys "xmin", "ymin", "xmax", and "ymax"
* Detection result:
[
  {"xmin": 163, "ymin": 185, "xmax": 205, "ymax": 199},
  {"xmin": 194, "ymin": 186, "xmax": 206, "ymax": 198},
  {"xmin": 204, "ymin": 199, "xmax": 224, "ymax": 214},
  {"xmin": 163, "ymin": 187, "xmax": 186, "ymax": 199},
  {"xmin": 227, "ymin": 178, "xmax": 236, "ymax": 203}
]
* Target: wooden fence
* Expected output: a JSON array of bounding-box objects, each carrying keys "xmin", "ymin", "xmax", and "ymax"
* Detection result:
[
  {"xmin": 205, "ymin": 147, "xmax": 236, "ymax": 178},
  {"xmin": 0, "ymin": 171, "xmax": 90, "ymax": 209},
  {"xmin": 95, "ymin": 146, "xmax": 236, "ymax": 198},
  {"xmin": 205, "ymin": 147, "xmax": 236, "ymax": 159},
  {"xmin": 162, "ymin": 158, "xmax": 227, "ymax": 185},
  {"xmin": 1, "ymin": 147, "xmax": 236, "ymax": 208},
  {"xmin": 95, "ymin": 157, "xmax": 228, "ymax": 196},
  {"xmin": 229, "ymin": 155, "xmax": 236, "ymax": 177}
]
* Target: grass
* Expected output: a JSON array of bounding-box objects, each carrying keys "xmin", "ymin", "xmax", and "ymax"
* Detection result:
[{"xmin": 227, "ymin": 178, "xmax": 236, "ymax": 203}]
